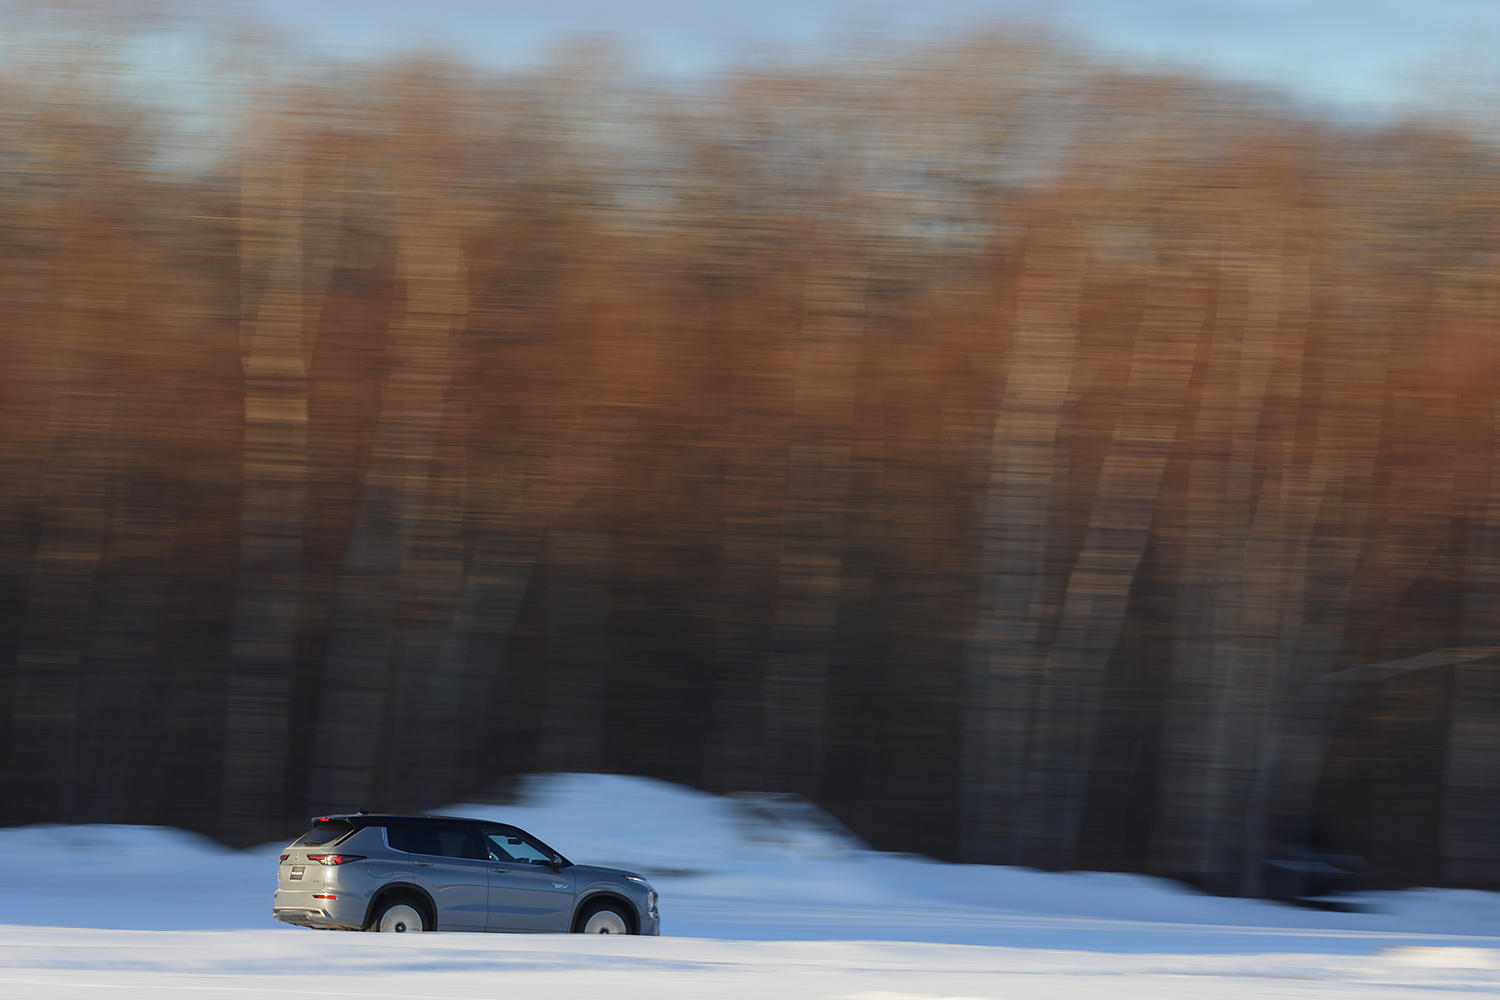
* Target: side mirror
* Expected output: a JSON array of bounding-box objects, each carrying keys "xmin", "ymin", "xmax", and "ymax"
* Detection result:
[{"xmin": 551, "ymin": 853, "xmax": 565, "ymax": 873}]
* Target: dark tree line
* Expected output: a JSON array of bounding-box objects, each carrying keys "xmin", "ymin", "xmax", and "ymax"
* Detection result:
[{"xmin": 2, "ymin": 21, "xmax": 1500, "ymax": 895}]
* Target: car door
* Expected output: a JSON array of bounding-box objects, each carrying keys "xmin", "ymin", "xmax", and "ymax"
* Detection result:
[
  {"xmin": 389, "ymin": 821, "xmax": 489, "ymax": 931},
  {"xmin": 481, "ymin": 825, "xmax": 576, "ymax": 932}
]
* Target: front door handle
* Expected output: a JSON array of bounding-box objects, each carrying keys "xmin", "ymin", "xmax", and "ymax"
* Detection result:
[{"xmin": 489, "ymin": 866, "xmax": 506, "ymax": 873}]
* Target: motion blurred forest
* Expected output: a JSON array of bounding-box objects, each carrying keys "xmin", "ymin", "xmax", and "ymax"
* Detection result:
[{"xmin": 3, "ymin": 12, "xmax": 1500, "ymax": 898}]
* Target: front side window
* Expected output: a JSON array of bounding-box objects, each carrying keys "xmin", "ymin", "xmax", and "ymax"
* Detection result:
[{"xmin": 482, "ymin": 826, "xmax": 553, "ymax": 865}]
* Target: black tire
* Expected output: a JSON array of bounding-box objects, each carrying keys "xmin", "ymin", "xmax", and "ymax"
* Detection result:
[
  {"xmin": 575, "ymin": 900, "xmax": 633, "ymax": 935},
  {"xmin": 368, "ymin": 896, "xmax": 430, "ymax": 933}
]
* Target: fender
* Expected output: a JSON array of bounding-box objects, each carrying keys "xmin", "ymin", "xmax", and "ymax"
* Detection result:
[
  {"xmin": 364, "ymin": 882, "xmax": 438, "ymax": 930},
  {"xmin": 571, "ymin": 891, "xmax": 638, "ymax": 934}
]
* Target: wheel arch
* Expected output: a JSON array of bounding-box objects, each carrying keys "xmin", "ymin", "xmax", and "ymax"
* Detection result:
[
  {"xmin": 572, "ymin": 891, "xmax": 638, "ymax": 934},
  {"xmin": 364, "ymin": 883, "xmax": 437, "ymax": 931}
]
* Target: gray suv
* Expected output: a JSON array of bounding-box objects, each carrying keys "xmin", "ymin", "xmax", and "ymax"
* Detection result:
[{"xmin": 272, "ymin": 813, "xmax": 660, "ymax": 934}]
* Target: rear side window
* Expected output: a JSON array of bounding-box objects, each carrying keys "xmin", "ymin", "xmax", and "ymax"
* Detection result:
[
  {"xmin": 293, "ymin": 818, "xmax": 355, "ymax": 847},
  {"xmin": 387, "ymin": 821, "xmax": 480, "ymax": 859}
]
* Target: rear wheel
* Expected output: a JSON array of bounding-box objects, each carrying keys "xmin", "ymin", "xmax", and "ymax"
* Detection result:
[
  {"xmin": 370, "ymin": 898, "xmax": 428, "ymax": 933},
  {"xmin": 577, "ymin": 901, "xmax": 632, "ymax": 934}
]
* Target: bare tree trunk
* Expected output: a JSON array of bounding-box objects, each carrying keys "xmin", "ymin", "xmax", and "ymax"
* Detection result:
[
  {"xmin": 1247, "ymin": 282, "xmax": 1452, "ymax": 896},
  {"xmin": 1443, "ymin": 654, "xmax": 1500, "ymax": 885},
  {"xmin": 425, "ymin": 526, "xmax": 542, "ymax": 785},
  {"xmin": 1022, "ymin": 254, "xmax": 1205, "ymax": 869},
  {"xmin": 1221, "ymin": 434, "xmax": 1330, "ymax": 892},
  {"xmin": 422, "ymin": 400, "xmax": 637, "ymax": 789},
  {"xmin": 708, "ymin": 298, "xmax": 790, "ymax": 794},
  {"xmin": 8, "ymin": 204, "xmax": 127, "ymax": 821},
  {"xmin": 1447, "ymin": 277, "xmax": 1500, "ymax": 886},
  {"xmin": 1153, "ymin": 221, "xmax": 1311, "ymax": 885},
  {"xmin": 538, "ymin": 529, "xmax": 610, "ymax": 773},
  {"xmin": 1154, "ymin": 230, "xmax": 1251, "ymax": 879},
  {"xmin": 307, "ymin": 202, "xmax": 466, "ymax": 813},
  {"xmin": 221, "ymin": 140, "xmax": 341, "ymax": 840},
  {"xmin": 1255, "ymin": 645, "xmax": 1499, "ymax": 896},
  {"xmin": 1229, "ymin": 277, "xmax": 1385, "ymax": 893},
  {"xmin": 380, "ymin": 406, "xmax": 470, "ymax": 805},
  {"xmin": 761, "ymin": 244, "xmax": 866, "ymax": 795},
  {"xmin": 962, "ymin": 212, "xmax": 1083, "ymax": 864}
]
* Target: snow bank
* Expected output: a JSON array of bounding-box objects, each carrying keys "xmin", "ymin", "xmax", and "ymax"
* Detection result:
[{"xmin": 1, "ymin": 772, "xmax": 1498, "ymax": 954}]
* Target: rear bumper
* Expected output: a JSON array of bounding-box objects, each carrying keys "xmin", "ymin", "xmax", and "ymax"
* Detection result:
[
  {"xmin": 273, "ymin": 888, "xmax": 367, "ymax": 930},
  {"xmin": 273, "ymin": 906, "xmax": 347, "ymax": 929}
]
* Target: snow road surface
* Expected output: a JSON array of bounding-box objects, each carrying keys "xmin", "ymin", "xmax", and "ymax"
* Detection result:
[
  {"xmin": 2, "ymin": 774, "xmax": 1499, "ymax": 997},
  {"xmin": 4, "ymin": 926, "xmax": 1500, "ymax": 999}
]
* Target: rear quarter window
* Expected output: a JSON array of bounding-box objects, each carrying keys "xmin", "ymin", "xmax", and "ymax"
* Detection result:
[{"xmin": 385, "ymin": 822, "xmax": 416, "ymax": 853}]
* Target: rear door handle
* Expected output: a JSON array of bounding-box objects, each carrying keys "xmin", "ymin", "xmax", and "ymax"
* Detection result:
[
  {"xmin": 489, "ymin": 866, "xmax": 505, "ymax": 873},
  {"xmin": 413, "ymin": 860, "xmax": 433, "ymax": 867}
]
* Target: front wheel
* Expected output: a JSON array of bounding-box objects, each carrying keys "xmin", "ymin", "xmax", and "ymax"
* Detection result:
[
  {"xmin": 370, "ymin": 899, "xmax": 428, "ymax": 933},
  {"xmin": 576, "ymin": 901, "xmax": 632, "ymax": 934}
]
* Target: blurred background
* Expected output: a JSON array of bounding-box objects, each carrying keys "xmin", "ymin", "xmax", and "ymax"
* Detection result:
[{"xmin": 2, "ymin": 0, "xmax": 1500, "ymax": 901}]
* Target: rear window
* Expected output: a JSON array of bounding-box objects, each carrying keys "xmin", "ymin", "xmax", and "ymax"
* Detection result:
[{"xmin": 293, "ymin": 818, "xmax": 355, "ymax": 847}]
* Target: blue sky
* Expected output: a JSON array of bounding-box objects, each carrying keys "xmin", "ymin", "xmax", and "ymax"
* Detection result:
[{"xmin": 222, "ymin": 0, "xmax": 1500, "ymax": 109}]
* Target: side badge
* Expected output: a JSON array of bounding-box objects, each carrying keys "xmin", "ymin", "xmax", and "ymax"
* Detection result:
[{"xmin": 553, "ymin": 883, "xmax": 570, "ymax": 889}]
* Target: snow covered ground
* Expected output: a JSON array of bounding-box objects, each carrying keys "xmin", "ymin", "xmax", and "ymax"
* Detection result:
[{"xmin": 3, "ymin": 773, "xmax": 1500, "ymax": 997}]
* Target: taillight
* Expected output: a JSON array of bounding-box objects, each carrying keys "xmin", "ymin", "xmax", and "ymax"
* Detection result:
[
  {"xmin": 306, "ymin": 854, "xmax": 365, "ymax": 865},
  {"xmin": 279, "ymin": 854, "xmax": 289, "ymax": 863}
]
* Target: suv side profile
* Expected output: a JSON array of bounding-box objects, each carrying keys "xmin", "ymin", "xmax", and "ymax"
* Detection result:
[{"xmin": 272, "ymin": 814, "xmax": 660, "ymax": 935}]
